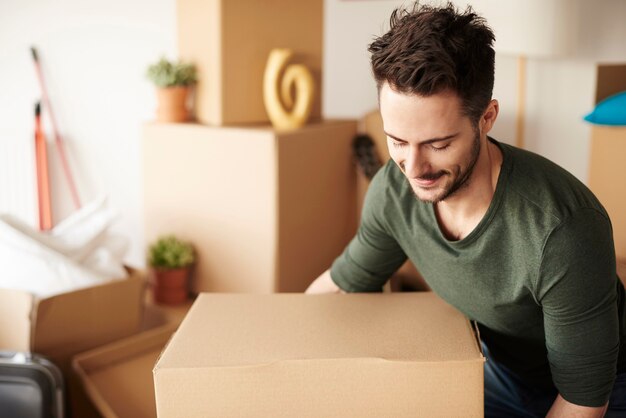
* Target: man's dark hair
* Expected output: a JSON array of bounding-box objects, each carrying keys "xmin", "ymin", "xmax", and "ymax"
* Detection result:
[{"xmin": 369, "ymin": 2, "xmax": 495, "ymax": 125}]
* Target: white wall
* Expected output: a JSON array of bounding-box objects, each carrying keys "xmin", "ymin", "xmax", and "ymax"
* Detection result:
[
  {"xmin": 0, "ymin": 0, "xmax": 177, "ymax": 266},
  {"xmin": 1, "ymin": 0, "xmax": 625, "ymax": 268}
]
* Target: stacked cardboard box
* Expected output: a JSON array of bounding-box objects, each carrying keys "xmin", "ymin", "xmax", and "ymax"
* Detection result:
[
  {"xmin": 177, "ymin": 0, "xmax": 323, "ymax": 125},
  {"xmin": 143, "ymin": 121, "xmax": 357, "ymax": 293},
  {"xmin": 144, "ymin": 0, "xmax": 357, "ymax": 294}
]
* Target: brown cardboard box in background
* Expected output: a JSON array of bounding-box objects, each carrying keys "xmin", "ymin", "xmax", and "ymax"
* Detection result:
[
  {"xmin": 588, "ymin": 64, "xmax": 626, "ymax": 261},
  {"xmin": 143, "ymin": 120, "xmax": 358, "ymax": 294},
  {"xmin": 0, "ymin": 267, "xmax": 145, "ymax": 417},
  {"xmin": 589, "ymin": 125, "xmax": 626, "ymax": 260},
  {"xmin": 177, "ymin": 0, "xmax": 323, "ymax": 125},
  {"xmin": 154, "ymin": 292, "xmax": 485, "ymax": 417}
]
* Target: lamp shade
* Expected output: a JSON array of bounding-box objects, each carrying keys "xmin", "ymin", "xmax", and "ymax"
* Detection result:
[{"xmin": 471, "ymin": 0, "xmax": 575, "ymax": 57}]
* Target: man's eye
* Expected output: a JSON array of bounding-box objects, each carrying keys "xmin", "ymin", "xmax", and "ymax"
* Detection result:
[
  {"xmin": 392, "ymin": 141, "xmax": 406, "ymax": 148},
  {"xmin": 430, "ymin": 143, "xmax": 450, "ymax": 151}
]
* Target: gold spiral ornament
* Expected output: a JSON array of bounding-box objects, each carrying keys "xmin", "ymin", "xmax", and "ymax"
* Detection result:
[{"xmin": 263, "ymin": 48, "xmax": 314, "ymax": 130}]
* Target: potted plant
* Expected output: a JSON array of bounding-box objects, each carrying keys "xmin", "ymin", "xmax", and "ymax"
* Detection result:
[
  {"xmin": 146, "ymin": 57, "xmax": 197, "ymax": 123},
  {"xmin": 148, "ymin": 235, "xmax": 195, "ymax": 305}
]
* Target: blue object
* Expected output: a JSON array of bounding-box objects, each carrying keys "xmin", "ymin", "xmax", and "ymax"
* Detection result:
[{"xmin": 584, "ymin": 91, "xmax": 626, "ymax": 126}]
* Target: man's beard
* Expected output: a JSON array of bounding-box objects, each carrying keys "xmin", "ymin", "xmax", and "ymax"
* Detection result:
[{"xmin": 412, "ymin": 131, "xmax": 481, "ymax": 203}]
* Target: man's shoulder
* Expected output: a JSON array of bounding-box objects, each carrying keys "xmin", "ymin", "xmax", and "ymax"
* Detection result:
[{"xmin": 501, "ymin": 142, "xmax": 608, "ymax": 223}]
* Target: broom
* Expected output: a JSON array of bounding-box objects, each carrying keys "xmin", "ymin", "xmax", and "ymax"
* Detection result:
[
  {"xmin": 35, "ymin": 102, "xmax": 53, "ymax": 230},
  {"xmin": 31, "ymin": 46, "xmax": 81, "ymax": 210}
]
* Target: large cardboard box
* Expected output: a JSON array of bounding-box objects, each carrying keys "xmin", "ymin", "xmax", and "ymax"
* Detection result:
[
  {"xmin": 73, "ymin": 325, "xmax": 176, "ymax": 418},
  {"xmin": 589, "ymin": 125, "xmax": 626, "ymax": 260},
  {"xmin": 143, "ymin": 120, "xmax": 358, "ymax": 294},
  {"xmin": 588, "ymin": 64, "xmax": 626, "ymax": 260},
  {"xmin": 0, "ymin": 268, "xmax": 145, "ymax": 417},
  {"xmin": 154, "ymin": 292, "xmax": 485, "ymax": 417},
  {"xmin": 177, "ymin": 0, "xmax": 323, "ymax": 125}
]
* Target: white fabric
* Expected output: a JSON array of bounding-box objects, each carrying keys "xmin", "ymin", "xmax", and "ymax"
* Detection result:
[{"xmin": 0, "ymin": 196, "xmax": 128, "ymax": 298}]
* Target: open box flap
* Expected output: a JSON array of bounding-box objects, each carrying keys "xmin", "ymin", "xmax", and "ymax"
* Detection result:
[{"xmin": 0, "ymin": 289, "xmax": 35, "ymax": 351}]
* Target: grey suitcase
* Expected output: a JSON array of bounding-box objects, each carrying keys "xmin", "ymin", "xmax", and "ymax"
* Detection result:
[{"xmin": 0, "ymin": 351, "xmax": 65, "ymax": 418}]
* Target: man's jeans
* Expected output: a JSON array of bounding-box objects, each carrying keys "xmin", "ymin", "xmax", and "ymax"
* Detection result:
[{"xmin": 482, "ymin": 343, "xmax": 626, "ymax": 417}]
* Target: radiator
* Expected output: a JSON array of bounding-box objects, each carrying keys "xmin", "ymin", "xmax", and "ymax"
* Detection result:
[{"xmin": 0, "ymin": 136, "xmax": 38, "ymax": 226}]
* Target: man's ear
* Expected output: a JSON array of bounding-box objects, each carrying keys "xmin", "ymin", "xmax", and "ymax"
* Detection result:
[{"xmin": 480, "ymin": 99, "xmax": 499, "ymax": 135}]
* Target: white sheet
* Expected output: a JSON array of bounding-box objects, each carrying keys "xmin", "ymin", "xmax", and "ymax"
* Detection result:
[{"xmin": 0, "ymin": 196, "xmax": 129, "ymax": 298}]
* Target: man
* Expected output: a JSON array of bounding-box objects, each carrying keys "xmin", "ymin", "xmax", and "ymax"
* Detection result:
[{"xmin": 306, "ymin": 3, "xmax": 626, "ymax": 417}]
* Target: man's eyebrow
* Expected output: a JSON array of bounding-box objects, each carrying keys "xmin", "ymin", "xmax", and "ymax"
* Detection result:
[{"xmin": 384, "ymin": 131, "xmax": 459, "ymax": 145}]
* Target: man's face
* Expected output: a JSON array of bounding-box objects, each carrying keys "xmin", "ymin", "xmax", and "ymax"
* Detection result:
[{"xmin": 380, "ymin": 83, "xmax": 482, "ymax": 203}]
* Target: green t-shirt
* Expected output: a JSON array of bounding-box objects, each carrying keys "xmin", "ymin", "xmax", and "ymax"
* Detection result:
[{"xmin": 331, "ymin": 139, "xmax": 626, "ymax": 407}]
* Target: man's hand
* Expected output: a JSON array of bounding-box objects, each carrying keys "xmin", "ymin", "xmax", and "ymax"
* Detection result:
[
  {"xmin": 305, "ymin": 269, "xmax": 346, "ymax": 294},
  {"xmin": 546, "ymin": 394, "xmax": 608, "ymax": 418}
]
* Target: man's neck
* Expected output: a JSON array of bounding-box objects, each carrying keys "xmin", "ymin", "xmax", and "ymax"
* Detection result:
[{"xmin": 434, "ymin": 138, "xmax": 503, "ymax": 241}]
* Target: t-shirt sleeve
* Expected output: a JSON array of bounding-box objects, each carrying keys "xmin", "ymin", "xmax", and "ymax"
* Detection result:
[
  {"xmin": 537, "ymin": 208, "xmax": 620, "ymax": 407},
  {"xmin": 330, "ymin": 163, "xmax": 407, "ymax": 292}
]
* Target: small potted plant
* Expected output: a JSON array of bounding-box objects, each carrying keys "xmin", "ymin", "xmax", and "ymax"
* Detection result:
[
  {"xmin": 146, "ymin": 57, "xmax": 197, "ymax": 123},
  {"xmin": 148, "ymin": 235, "xmax": 195, "ymax": 305}
]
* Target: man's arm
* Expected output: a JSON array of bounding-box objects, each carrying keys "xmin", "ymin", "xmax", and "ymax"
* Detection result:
[
  {"xmin": 306, "ymin": 162, "xmax": 407, "ymax": 293},
  {"xmin": 538, "ymin": 209, "xmax": 620, "ymax": 409},
  {"xmin": 305, "ymin": 269, "xmax": 346, "ymax": 294},
  {"xmin": 546, "ymin": 394, "xmax": 608, "ymax": 418}
]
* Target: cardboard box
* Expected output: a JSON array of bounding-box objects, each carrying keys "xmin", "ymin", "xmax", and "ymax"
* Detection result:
[
  {"xmin": 73, "ymin": 325, "xmax": 176, "ymax": 418},
  {"xmin": 143, "ymin": 120, "xmax": 358, "ymax": 293},
  {"xmin": 177, "ymin": 0, "xmax": 323, "ymax": 125},
  {"xmin": 0, "ymin": 267, "xmax": 144, "ymax": 367},
  {"xmin": 588, "ymin": 64, "xmax": 626, "ymax": 260},
  {"xmin": 154, "ymin": 292, "xmax": 485, "ymax": 417},
  {"xmin": 589, "ymin": 125, "xmax": 626, "ymax": 260},
  {"xmin": 0, "ymin": 267, "xmax": 145, "ymax": 417}
]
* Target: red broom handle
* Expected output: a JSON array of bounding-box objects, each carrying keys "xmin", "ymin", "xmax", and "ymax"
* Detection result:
[
  {"xmin": 35, "ymin": 103, "xmax": 53, "ymax": 230},
  {"xmin": 35, "ymin": 110, "xmax": 44, "ymax": 231},
  {"xmin": 31, "ymin": 47, "xmax": 81, "ymax": 210}
]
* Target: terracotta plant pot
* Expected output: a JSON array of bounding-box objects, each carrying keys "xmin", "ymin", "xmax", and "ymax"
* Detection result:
[
  {"xmin": 156, "ymin": 86, "xmax": 191, "ymax": 123},
  {"xmin": 152, "ymin": 266, "xmax": 191, "ymax": 305}
]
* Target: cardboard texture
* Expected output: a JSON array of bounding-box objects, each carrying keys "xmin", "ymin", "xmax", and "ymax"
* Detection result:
[
  {"xmin": 154, "ymin": 292, "xmax": 485, "ymax": 417},
  {"xmin": 177, "ymin": 0, "xmax": 323, "ymax": 125},
  {"xmin": 143, "ymin": 120, "xmax": 358, "ymax": 293},
  {"xmin": 595, "ymin": 64, "xmax": 626, "ymax": 104},
  {"xmin": 589, "ymin": 126, "xmax": 626, "ymax": 259},
  {"xmin": 0, "ymin": 268, "xmax": 144, "ymax": 365},
  {"xmin": 0, "ymin": 268, "xmax": 145, "ymax": 418},
  {"xmin": 588, "ymin": 64, "xmax": 626, "ymax": 260},
  {"xmin": 73, "ymin": 325, "xmax": 176, "ymax": 418}
]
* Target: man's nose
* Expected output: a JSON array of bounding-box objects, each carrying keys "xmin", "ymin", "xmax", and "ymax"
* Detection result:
[{"xmin": 404, "ymin": 146, "xmax": 428, "ymax": 179}]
